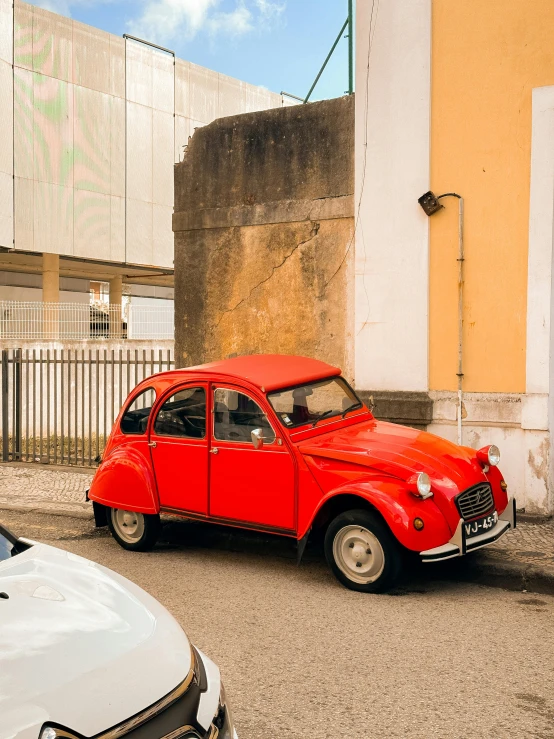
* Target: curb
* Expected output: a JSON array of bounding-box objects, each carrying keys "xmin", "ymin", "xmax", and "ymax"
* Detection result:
[
  {"xmin": 462, "ymin": 554, "xmax": 554, "ymax": 597},
  {"xmin": 424, "ymin": 550, "xmax": 554, "ymax": 597},
  {"xmin": 0, "ymin": 499, "xmax": 93, "ymax": 520}
]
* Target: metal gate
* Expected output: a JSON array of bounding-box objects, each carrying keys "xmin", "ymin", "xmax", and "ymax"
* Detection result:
[{"xmin": 0, "ymin": 348, "xmax": 174, "ymax": 466}]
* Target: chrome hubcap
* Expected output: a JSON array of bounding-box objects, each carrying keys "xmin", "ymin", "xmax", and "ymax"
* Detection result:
[
  {"xmin": 112, "ymin": 509, "xmax": 145, "ymax": 544},
  {"xmin": 333, "ymin": 525, "xmax": 385, "ymax": 584}
]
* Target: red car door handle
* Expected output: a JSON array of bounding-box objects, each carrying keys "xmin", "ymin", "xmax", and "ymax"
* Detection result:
[
  {"xmin": 148, "ymin": 441, "xmax": 157, "ymax": 448},
  {"xmin": 210, "ymin": 447, "xmax": 219, "ymax": 454}
]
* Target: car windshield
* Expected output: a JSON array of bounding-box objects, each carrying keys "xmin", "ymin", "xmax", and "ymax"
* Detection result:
[
  {"xmin": 0, "ymin": 524, "xmax": 27, "ymax": 561},
  {"xmin": 267, "ymin": 377, "xmax": 363, "ymax": 429}
]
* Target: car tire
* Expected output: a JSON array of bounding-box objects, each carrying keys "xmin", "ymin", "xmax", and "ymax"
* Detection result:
[
  {"xmin": 324, "ymin": 509, "xmax": 402, "ymax": 593},
  {"xmin": 108, "ymin": 508, "xmax": 160, "ymax": 552}
]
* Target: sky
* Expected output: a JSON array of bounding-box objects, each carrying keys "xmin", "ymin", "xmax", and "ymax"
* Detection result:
[{"xmin": 29, "ymin": 0, "xmax": 352, "ymax": 102}]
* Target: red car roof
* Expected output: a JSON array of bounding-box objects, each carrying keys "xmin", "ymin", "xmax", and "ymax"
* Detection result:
[{"xmin": 156, "ymin": 354, "xmax": 341, "ymax": 392}]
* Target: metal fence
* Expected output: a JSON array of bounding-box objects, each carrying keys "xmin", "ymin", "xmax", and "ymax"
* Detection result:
[
  {"xmin": 0, "ymin": 301, "xmax": 174, "ymax": 340},
  {"xmin": 0, "ymin": 348, "xmax": 174, "ymax": 466}
]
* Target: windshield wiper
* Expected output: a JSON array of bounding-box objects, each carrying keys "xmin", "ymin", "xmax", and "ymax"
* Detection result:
[
  {"xmin": 341, "ymin": 402, "xmax": 363, "ymax": 419},
  {"xmin": 312, "ymin": 410, "xmax": 335, "ymax": 427}
]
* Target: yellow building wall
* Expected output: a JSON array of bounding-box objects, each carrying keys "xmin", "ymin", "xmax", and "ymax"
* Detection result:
[{"xmin": 430, "ymin": 0, "xmax": 554, "ymax": 393}]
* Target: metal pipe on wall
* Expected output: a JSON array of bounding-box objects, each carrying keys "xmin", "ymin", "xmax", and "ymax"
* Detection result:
[{"xmin": 437, "ymin": 193, "xmax": 465, "ymax": 446}]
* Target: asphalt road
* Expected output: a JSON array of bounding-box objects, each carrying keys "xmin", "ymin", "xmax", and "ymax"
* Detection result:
[{"xmin": 2, "ymin": 509, "xmax": 554, "ymax": 739}]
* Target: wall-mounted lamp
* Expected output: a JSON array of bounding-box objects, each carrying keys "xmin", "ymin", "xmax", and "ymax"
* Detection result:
[
  {"xmin": 418, "ymin": 191, "xmax": 444, "ymax": 217},
  {"xmin": 418, "ymin": 190, "xmax": 465, "ymax": 446}
]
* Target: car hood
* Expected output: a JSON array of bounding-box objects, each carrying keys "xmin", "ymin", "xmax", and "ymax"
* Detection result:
[
  {"xmin": 0, "ymin": 542, "xmax": 192, "ymax": 739},
  {"xmin": 298, "ymin": 419, "xmax": 486, "ymax": 497}
]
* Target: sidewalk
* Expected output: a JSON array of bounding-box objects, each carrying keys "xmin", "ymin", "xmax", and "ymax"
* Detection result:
[{"xmin": 0, "ymin": 463, "xmax": 553, "ymax": 594}]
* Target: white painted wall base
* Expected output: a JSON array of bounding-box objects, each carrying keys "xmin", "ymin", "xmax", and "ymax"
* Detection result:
[{"xmin": 428, "ymin": 391, "xmax": 551, "ymax": 515}]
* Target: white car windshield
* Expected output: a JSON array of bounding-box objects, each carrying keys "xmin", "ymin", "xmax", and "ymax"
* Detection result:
[
  {"xmin": 0, "ymin": 525, "xmax": 27, "ymax": 561},
  {"xmin": 268, "ymin": 377, "xmax": 363, "ymax": 429}
]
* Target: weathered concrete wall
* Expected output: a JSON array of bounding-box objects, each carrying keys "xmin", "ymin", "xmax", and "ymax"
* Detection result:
[{"xmin": 173, "ymin": 96, "xmax": 355, "ymax": 375}]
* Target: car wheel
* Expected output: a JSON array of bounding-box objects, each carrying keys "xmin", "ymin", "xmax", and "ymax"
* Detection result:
[
  {"xmin": 108, "ymin": 508, "xmax": 160, "ymax": 552},
  {"xmin": 324, "ymin": 509, "xmax": 402, "ymax": 593}
]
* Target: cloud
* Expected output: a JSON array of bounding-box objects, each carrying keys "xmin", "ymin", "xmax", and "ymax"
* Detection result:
[
  {"xmin": 254, "ymin": 0, "xmax": 285, "ymax": 20},
  {"xmin": 128, "ymin": 0, "xmax": 286, "ymax": 46},
  {"xmin": 207, "ymin": 4, "xmax": 253, "ymax": 36}
]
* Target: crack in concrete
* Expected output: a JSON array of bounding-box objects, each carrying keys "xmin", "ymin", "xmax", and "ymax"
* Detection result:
[
  {"xmin": 215, "ymin": 222, "xmax": 321, "ymax": 327},
  {"xmin": 318, "ymin": 235, "xmax": 353, "ymax": 299}
]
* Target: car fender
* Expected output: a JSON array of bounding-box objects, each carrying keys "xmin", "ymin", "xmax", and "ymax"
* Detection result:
[
  {"xmin": 88, "ymin": 445, "xmax": 159, "ymax": 514},
  {"xmin": 305, "ymin": 479, "xmax": 453, "ymax": 552}
]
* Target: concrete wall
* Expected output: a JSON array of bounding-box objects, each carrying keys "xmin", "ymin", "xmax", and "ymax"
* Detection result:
[
  {"xmin": 173, "ymin": 96, "xmax": 355, "ymax": 373},
  {"xmin": 6, "ymin": 0, "xmax": 287, "ymax": 271}
]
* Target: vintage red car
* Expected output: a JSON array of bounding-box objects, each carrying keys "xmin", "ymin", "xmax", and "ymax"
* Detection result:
[{"xmin": 88, "ymin": 354, "xmax": 516, "ymax": 592}]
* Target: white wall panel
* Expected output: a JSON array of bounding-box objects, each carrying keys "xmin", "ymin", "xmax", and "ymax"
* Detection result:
[
  {"xmin": 0, "ymin": 0, "xmax": 13, "ymax": 64},
  {"xmin": 126, "ymin": 40, "xmax": 153, "ymax": 108},
  {"xmin": 0, "ymin": 171, "xmax": 13, "ymax": 248},
  {"xmin": 174, "ymin": 115, "xmax": 193, "ymax": 164},
  {"xmin": 175, "ymin": 59, "xmax": 189, "ymax": 117},
  {"xmin": 32, "ymin": 7, "xmax": 72, "ymax": 82},
  {"xmin": 73, "ymin": 21, "xmax": 110, "ymax": 95},
  {"xmin": 244, "ymin": 85, "xmax": 278, "ymax": 114},
  {"xmin": 0, "ymin": 59, "xmax": 13, "ymax": 175},
  {"xmin": 73, "ymin": 85, "xmax": 110, "ymax": 194},
  {"xmin": 126, "ymin": 101, "xmax": 152, "ymax": 203},
  {"xmin": 13, "ymin": 66, "xmax": 34, "ymax": 180},
  {"xmin": 109, "ymin": 36, "xmax": 125, "ymax": 99},
  {"xmin": 14, "ymin": 176, "xmax": 33, "ymax": 251},
  {"xmin": 153, "ymin": 110, "xmax": 174, "ymax": 207},
  {"xmin": 153, "ymin": 204, "xmax": 173, "ymax": 268},
  {"xmin": 14, "ymin": 1, "xmax": 32, "ymax": 71},
  {"xmin": 189, "ymin": 63, "xmax": 218, "ymax": 123},
  {"xmin": 34, "ymin": 181, "xmax": 74, "ymax": 255},
  {"xmin": 218, "ymin": 74, "xmax": 244, "ymax": 118},
  {"xmin": 33, "ymin": 73, "xmax": 74, "ymax": 188},
  {"xmin": 152, "ymin": 51, "xmax": 174, "ymax": 115},
  {"xmin": 74, "ymin": 189, "xmax": 110, "ymax": 260},
  {"xmin": 110, "ymin": 94, "xmax": 125, "ymax": 197},
  {"xmin": 110, "ymin": 194, "xmax": 125, "ymax": 261},
  {"xmin": 126, "ymin": 198, "xmax": 152, "ymax": 266},
  {"xmin": 0, "ymin": 56, "xmax": 13, "ymax": 249}
]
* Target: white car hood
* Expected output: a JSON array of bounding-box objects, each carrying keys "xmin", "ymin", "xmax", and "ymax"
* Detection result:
[{"xmin": 0, "ymin": 542, "xmax": 192, "ymax": 739}]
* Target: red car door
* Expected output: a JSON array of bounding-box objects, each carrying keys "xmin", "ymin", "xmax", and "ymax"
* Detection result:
[
  {"xmin": 208, "ymin": 385, "xmax": 296, "ymax": 531},
  {"xmin": 149, "ymin": 383, "xmax": 209, "ymax": 514}
]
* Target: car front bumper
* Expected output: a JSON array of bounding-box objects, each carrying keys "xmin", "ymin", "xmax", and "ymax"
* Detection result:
[{"xmin": 420, "ymin": 497, "xmax": 516, "ymax": 563}]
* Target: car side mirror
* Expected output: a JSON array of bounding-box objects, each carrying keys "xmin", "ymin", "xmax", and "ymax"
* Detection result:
[{"xmin": 251, "ymin": 428, "xmax": 264, "ymax": 449}]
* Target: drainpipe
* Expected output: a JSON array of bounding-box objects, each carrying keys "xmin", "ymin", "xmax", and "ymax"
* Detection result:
[{"xmin": 437, "ymin": 193, "xmax": 465, "ymax": 446}]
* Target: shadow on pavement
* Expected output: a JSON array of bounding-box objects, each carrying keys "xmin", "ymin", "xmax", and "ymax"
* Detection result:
[{"xmin": 158, "ymin": 515, "xmax": 524, "ymax": 595}]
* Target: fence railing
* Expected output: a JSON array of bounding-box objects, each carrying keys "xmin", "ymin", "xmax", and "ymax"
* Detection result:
[
  {"xmin": 0, "ymin": 348, "xmax": 174, "ymax": 466},
  {"xmin": 0, "ymin": 301, "xmax": 174, "ymax": 340}
]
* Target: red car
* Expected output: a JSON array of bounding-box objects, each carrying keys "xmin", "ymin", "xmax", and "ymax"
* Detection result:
[{"xmin": 88, "ymin": 355, "xmax": 516, "ymax": 593}]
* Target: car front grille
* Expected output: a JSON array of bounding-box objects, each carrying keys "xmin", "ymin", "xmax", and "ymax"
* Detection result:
[{"xmin": 456, "ymin": 483, "xmax": 494, "ymax": 520}]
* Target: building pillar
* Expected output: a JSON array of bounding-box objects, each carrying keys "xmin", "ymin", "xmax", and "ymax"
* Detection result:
[
  {"xmin": 42, "ymin": 253, "xmax": 60, "ymax": 303},
  {"xmin": 42, "ymin": 253, "xmax": 59, "ymax": 339},
  {"xmin": 109, "ymin": 275, "xmax": 123, "ymax": 338}
]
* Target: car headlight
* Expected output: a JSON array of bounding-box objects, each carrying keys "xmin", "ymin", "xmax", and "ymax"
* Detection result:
[
  {"xmin": 477, "ymin": 444, "xmax": 500, "ymax": 468},
  {"xmin": 409, "ymin": 472, "xmax": 433, "ymax": 500},
  {"xmin": 40, "ymin": 728, "xmax": 78, "ymax": 739}
]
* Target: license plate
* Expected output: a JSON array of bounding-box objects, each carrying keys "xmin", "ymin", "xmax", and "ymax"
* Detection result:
[{"xmin": 464, "ymin": 511, "xmax": 498, "ymax": 539}]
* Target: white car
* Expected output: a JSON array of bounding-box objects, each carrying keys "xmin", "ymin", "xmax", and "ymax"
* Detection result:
[{"xmin": 0, "ymin": 523, "xmax": 237, "ymax": 739}]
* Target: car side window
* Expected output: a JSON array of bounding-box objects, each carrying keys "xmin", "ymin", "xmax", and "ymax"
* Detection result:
[
  {"xmin": 154, "ymin": 387, "xmax": 206, "ymax": 439},
  {"xmin": 120, "ymin": 388, "xmax": 156, "ymax": 435},
  {"xmin": 213, "ymin": 388, "xmax": 276, "ymax": 444}
]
